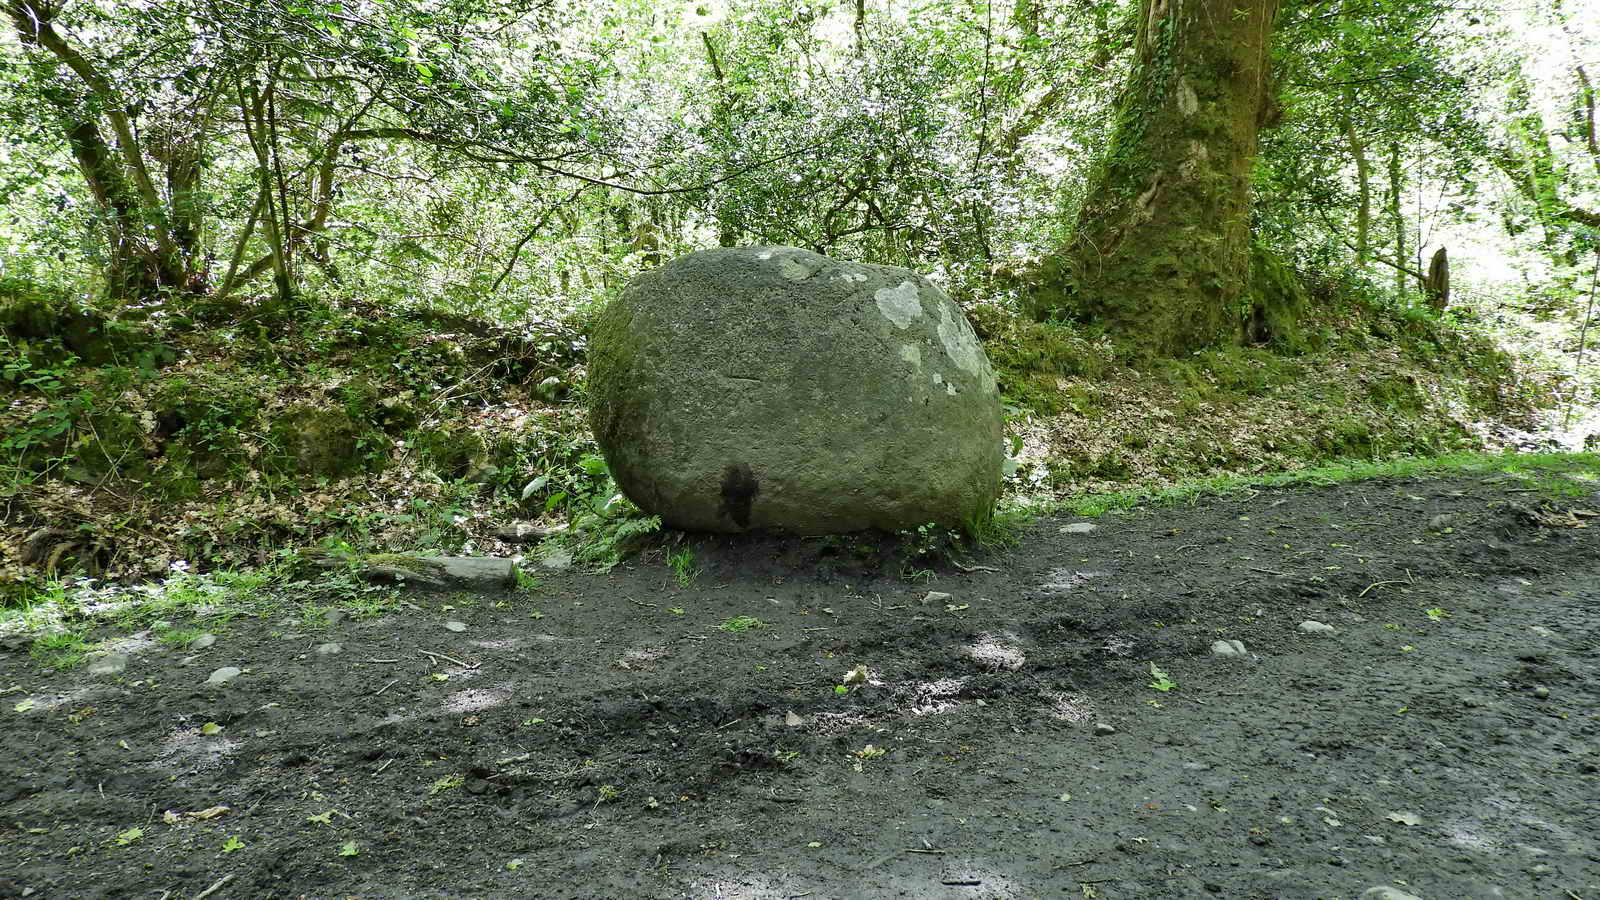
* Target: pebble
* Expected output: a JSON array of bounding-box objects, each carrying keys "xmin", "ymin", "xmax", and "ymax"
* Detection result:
[
  {"xmin": 1210, "ymin": 639, "xmax": 1248, "ymax": 658},
  {"xmin": 315, "ymin": 642, "xmax": 343, "ymax": 656},
  {"xmin": 188, "ymin": 633, "xmax": 216, "ymax": 651},
  {"xmin": 920, "ymin": 591, "xmax": 952, "ymax": 606},
  {"xmin": 1093, "ymin": 722, "xmax": 1117, "ymax": 736},
  {"xmin": 1059, "ymin": 523, "xmax": 1097, "ymax": 534},
  {"xmin": 1298, "ymin": 620, "xmax": 1335, "ymax": 635},
  {"xmin": 1427, "ymin": 514, "xmax": 1456, "ymax": 531},
  {"xmin": 444, "ymin": 621, "xmax": 468, "ymax": 633},
  {"xmin": 206, "ymin": 666, "xmax": 241, "ymax": 684},
  {"xmin": 1361, "ymin": 889, "xmax": 1423, "ymax": 900},
  {"xmin": 88, "ymin": 653, "xmax": 129, "ymax": 676},
  {"xmin": 1532, "ymin": 685, "xmax": 1550, "ymax": 699},
  {"xmin": 1529, "ymin": 625, "xmax": 1554, "ymax": 637}
]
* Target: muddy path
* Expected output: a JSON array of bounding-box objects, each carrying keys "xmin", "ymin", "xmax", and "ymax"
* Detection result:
[{"xmin": 3, "ymin": 473, "xmax": 1598, "ymax": 900}]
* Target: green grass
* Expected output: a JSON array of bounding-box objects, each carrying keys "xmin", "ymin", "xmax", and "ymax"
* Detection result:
[
  {"xmin": 1049, "ymin": 451, "xmax": 1600, "ymax": 518},
  {"xmin": 667, "ymin": 549, "xmax": 699, "ymax": 587},
  {"xmin": 964, "ymin": 500, "xmax": 1037, "ymax": 551},
  {"xmin": 2, "ymin": 564, "xmax": 401, "ymax": 672},
  {"xmin": 716, "ymin": 615, "xmax": 768, "ymax": 633},
  {"xmin": 31, "ymin": 629, "xmax": 90, "ymax": 669},
  {"xmin": 155, "ymin": 626, "xmax": 207, "ymax": 648}
]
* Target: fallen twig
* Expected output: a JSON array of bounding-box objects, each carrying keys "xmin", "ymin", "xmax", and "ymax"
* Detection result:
[
  {"xmin": 194, "ymin": 873, "xmax": 235, "ymax": 900},
  {"xmin": 419, "ymin": 649, "xmax": 478, "ymax": 669},
  {"xmin": 373, "ymin": 679, "xmax": 399, "ymax": 696},
  {"xmin": 1249, "ymin": 567, "xmax": 1291, "ymax": 577},
  {"xmin": 367, "ymin": 658, "xmax": 402, "ymax": 664},
  {"xmin": 940, "ymin": 879, "xmax": 981, "ymax": 886},
  {"xmin": 1359, "ymin": 580, "xmax": 1406, "ymax": 598},
  {"xmin": 952, "ymin": 561, "xmax": 1000, "ymax": 573},
  {"xmin": 904, "ymin": 848, "xmax": 947, "ymax": 855}
]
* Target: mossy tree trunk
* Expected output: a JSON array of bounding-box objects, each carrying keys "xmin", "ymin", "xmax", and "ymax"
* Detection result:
[{"xmin": 1026, "ymin": 0, "xmax": 1281, "ymax": 356}]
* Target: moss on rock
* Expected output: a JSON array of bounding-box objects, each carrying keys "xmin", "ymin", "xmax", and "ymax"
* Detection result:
[{"xmin": 270, "ymin": 404, "xmax": 384, "ymax": 478}]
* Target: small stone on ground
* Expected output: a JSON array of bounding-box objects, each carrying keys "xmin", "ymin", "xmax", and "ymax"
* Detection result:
[
  {"xmin": 206, "ymin": 666, "xmax": 242, "ymax": 684},
  {"xmin": 1210, "ymin": 639, "xmax": 1247, "ymax": 657},
  {"xmin": 1299, "ymin": 620, "xmax": 1335, "ymax": 634},
  {"xmin": 1360, "ymin": 888, "xmax": 1424, "ymax": 900},
  {"xmin": 88, "ymin": 653, "xmax": 129, "ymax": 676}
]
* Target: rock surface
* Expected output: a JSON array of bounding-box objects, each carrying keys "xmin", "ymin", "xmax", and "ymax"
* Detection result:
[{"xmin": 588, "ymin": 245, "xmax": 1005, "ymax": 534}]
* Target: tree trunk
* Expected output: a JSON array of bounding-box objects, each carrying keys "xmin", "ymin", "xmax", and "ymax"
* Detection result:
[
  {"xmin": 1025, "ymin": 0, "xmax": 1280, "ymax": 355},
  {"xmin": 1388, "ymin": 141, "xmax": 1406, "ymax": 303},
  {"xmin": 1422, "ymin": 246, "xmax": 1449, "ymax": 312},
  {"xmin": 7, "ymin": 0, "xmax": 192, "ymax": 302},
  {"xmin": 1337, "ymin": 97, "xmax": 1370, "ymax": 265}
]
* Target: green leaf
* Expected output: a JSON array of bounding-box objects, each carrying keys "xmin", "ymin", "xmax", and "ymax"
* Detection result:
[{"xmin": 221, "ymin": 835, "xmax": 245, "ymax": 853}]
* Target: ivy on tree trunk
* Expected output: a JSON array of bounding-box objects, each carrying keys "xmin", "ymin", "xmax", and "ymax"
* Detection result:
[{"xmin": 1026, "ymin": 0, "xmax": 1281, "ymax": 356}]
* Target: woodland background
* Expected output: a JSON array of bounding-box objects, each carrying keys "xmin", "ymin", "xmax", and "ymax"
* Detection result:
[{"xmin": 2, "ymin": 0, "xmax": 1599, "ymax": 587}]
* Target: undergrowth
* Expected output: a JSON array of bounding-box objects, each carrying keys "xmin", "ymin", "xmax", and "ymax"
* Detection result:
[{"xmin": 1050, "ymin": 451, "xmax": 1600, "ymax": 519}]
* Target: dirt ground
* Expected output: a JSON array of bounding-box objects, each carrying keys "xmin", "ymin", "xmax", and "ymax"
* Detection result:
[{"xmin": 3, "ymin": 473, "xmax": 1598, "ymax": 900}]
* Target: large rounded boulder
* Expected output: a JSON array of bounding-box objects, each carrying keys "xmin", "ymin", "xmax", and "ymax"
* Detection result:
[{"xmin": 588, "ymin": 245, "xmax": 1005, "ymax": 534}]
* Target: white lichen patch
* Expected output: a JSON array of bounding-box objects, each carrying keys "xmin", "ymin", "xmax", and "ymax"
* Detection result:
[
  {"xmin": 757, "ymin": 250, "xmax": 774, "ymax": 260},
  {"xmin": 875, "ymin": 280, "xmax": 924, "ymax": 329},
  {"xmin": 779, "ymin": 255, "xmax": 820, "ymax": 281},
  {"xmin": 899, "ymin": 344, "xmax": 922, "ymax": 369},
  {"xmin": 937, "ymin": 305, "xmax": 995, "ymax": 392},
  {"xmin": 835, "ymin": 271, "xmax": 869, "ymax": 284},
  {"xmin": 1047, "ymin": 692, "xmax": 1095, "ymax": 724},
  {"xmin": 615, "ymin": 646, "xmax": 668, "ymax": 670},
  {"xmin": 965, "ymin": 633, "xmax": 1025, "ymax": 672},
  {"xmin": 1177, "ymin": 77, "xmax": 1199, "ymax": 116},
  {"xmin": 908, "ymin": 677, "xmax": 968, "ymax": 716},
  {"xmin": 443, "ymin": 686, "xmax": 512, "ymax": 714}
]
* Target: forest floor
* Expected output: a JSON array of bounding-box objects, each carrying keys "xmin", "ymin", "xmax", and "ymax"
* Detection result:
[{"xmin": 2, "ymin": 471, "xmax": 1599, "ymax": 900}]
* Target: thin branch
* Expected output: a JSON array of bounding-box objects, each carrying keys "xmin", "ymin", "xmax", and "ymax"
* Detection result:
[{"xmin": 490, "ymin": 187, "xmax": 585, "ymax": 294}]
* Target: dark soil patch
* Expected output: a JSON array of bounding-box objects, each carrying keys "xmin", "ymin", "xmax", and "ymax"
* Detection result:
[{"xmin": 3, "ymin": 475, "xmax": 1598, "ymax": 899}]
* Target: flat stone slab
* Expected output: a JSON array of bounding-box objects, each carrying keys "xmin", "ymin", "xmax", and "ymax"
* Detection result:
[
  {"xmin": 494, "ymin": 521, "xmax": 569, "ymax": 544},
  {"xmin": 298, "ymin": 550, "xmax": 516, "ymax": 590},
  {"xmin": 421, "ymin": 556, "xmax": 516, "ymax": 589}
]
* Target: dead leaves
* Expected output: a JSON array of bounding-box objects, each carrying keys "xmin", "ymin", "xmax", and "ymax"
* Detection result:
[{"xmin": 162, "ymin": 806, "xmax": 231, "ymax": 825}]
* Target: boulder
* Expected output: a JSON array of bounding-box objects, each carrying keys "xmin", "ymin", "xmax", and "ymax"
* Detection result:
[{"xmin": 589, "ymin": 246, "xmax": 1005, "ymax": 534}]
